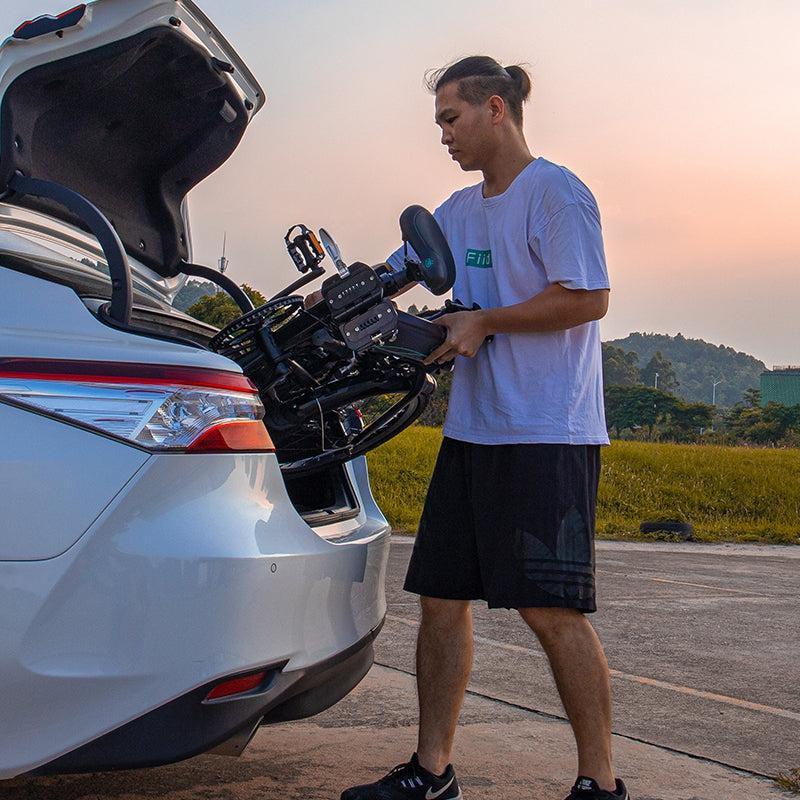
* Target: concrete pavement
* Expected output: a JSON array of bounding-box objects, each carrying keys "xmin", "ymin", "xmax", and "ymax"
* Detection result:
[
  {"xmin": 380, "ymin": 538, "xmax": 800, "ymax": 777},
  {"xmin": 5, "ymin": 665, "xmax": 789, "ymax": 800},
  {"xmin": 5, "ymin": 537, "xmax": 798, "ymax": 800}
]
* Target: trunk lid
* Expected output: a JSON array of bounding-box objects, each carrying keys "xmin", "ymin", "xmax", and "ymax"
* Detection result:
[{"xmin": 0, "ymin": 0, "xmax": 264, "ymax": 279}]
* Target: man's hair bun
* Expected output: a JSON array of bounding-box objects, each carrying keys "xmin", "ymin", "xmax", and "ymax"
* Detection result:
[
  {"xmin": 504, "ymin": 65, "xmax": 532, "ymax": 102},
  {"xmin": 425, "ymin": 56, "xmax": 533, "ymax": 126}
]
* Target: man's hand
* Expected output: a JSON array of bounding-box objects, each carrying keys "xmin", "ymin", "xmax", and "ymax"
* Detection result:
[
  {"xmin": 423, "ymin": 311, "xmax": 489, "ymax": 365},
  {"xmin": 422, "ymin": 284, "xmax": 609, "ymax": 365}
]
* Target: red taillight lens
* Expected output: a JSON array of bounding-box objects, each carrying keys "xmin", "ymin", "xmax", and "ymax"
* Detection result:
[
  {"xmin": 0, "ymin": 358, "xmax": 273, "ymax": 453},
  {"xmin": 188, "ymin": 420, "xmax": 274, "ymax": 453},
  {"xmin": 205, "ymin": 670, "xmax": 268, "ymax": 701}
]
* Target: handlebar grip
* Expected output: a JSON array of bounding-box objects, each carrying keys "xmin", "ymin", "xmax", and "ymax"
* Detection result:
[{"xmin": 377, "ymin": 310, "xmax": 447, "ymax": 361}]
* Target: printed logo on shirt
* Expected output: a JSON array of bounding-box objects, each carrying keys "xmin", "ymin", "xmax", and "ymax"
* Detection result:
[{"xmin": 465, "ymin": 248, "xmax": 493, "ymax": 268}]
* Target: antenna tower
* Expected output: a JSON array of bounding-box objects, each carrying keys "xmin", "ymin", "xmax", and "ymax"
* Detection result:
[{"xmin": 218, "ymin": 232, "xmax": 229, "ymax": 275}]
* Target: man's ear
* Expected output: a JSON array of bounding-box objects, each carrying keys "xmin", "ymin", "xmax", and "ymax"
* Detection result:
[{"xmin": 488, "ymin": 94, "xmax": 506, "ymax": 125}]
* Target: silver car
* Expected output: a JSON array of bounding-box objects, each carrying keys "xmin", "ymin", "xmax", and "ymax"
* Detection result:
[{"xmin": 0, "ymin": 0, "xmax": 393, "ymax": 777}]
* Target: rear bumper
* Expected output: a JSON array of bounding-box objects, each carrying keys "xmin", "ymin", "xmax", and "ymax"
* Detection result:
[
  {"xmin": 30, "ymin": 619, "xmax": 384, "ymax": 775},
  {"xmin": 1, "ymin": 451, "xmax": 390, "ymax": 778}
]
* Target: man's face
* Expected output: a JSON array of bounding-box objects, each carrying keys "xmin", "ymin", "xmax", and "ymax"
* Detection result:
[{"xmin": 435, "ymin": 81, "xmax": 495, "ymax": 172}]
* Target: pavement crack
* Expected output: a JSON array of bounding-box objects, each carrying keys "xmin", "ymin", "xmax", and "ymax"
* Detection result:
[
  {"xmin": 372, "ymin": 660, "xmax": 777, "ymax": 783},
  {"xmin": 384, "ymin": 613, "xmax": 800, "ymax": 723}
]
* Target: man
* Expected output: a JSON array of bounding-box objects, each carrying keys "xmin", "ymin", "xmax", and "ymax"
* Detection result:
[{"xmin": 342, "ymin": 56, "xmax": 627, "ymax": 800}]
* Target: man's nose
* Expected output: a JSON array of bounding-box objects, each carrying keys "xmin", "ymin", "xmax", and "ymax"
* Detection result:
[{"xmin": 441, "ymin": 129, "xmax": 453, "ymax": 146}]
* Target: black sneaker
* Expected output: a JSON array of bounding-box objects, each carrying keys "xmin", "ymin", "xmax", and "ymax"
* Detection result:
[
  {"xmin": 565, "ymin": 776, "xmax": 630, "ymax": 800},
  {"xmin": 341, "ymin": 753, "xmax": 462, "ymax": 800}
]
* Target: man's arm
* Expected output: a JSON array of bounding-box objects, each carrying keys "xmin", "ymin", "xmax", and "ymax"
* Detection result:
[
  {"xmin": 423, "ymin": 284, "xmax": 609, "ymax": 365},
  {"xmin": 482, "ymin": 283, "xmax": 609, "ymax": 334}
]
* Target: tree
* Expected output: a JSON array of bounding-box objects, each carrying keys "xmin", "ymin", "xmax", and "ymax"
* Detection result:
[
  {"xmin": 604, "ymin": 385, "xmax": 679, "ymax": 439},
  {"xmin": 605, "ymin": 332, "xmax": 766, "ymax": 407},
  {"xmin": 725, "ymin": 400, "xmax": 800, "ymax": 444},
  {"xmin": 742, "ymin": 387, "xmax": 761, "ymax": 408},
  {"xmin": 663, "ymin": 401, "xmax": 714, "ymax": 442},
  {"xmin": 601, "ymin": 343, "xmax": 640, "ymax": 388},
  {"xmin": 186, "ymin": 284, "xmax": 267, "ymax": 328},
  {"xmin": 640, "ymin": 351, "xmax": 679, "ymax": 392}
]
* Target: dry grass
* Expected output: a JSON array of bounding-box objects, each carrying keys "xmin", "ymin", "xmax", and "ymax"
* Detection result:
[{"xmin": 776, "ymin": 768, "xmax": 800, "ymax": 794}]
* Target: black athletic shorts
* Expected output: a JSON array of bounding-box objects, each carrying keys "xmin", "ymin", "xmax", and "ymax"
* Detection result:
[{"xmin": 403, "ymin": 437, "xmax": 601, "ymax": 612}]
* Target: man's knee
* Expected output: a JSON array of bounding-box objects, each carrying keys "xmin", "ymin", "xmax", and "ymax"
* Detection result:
[
  {"xmin": 518, "ymin": 606, "xmax": 584, "ymax": 642},
  {"xmin": 419, "ymin": 595, "xmax": 471, "ymax": 626}
]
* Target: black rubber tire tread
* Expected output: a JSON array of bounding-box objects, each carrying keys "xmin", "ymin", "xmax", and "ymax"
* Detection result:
[
  {"xmin": 209, "ymin": 296, "xmax": 304, "ymax": 352},
  {"xmin": 639, "ymin": 520, "xmax": 694, "ymax": 540},
  {"xmin": 279, "ymin": 371, "xmax": 434, "ymax": 475}
]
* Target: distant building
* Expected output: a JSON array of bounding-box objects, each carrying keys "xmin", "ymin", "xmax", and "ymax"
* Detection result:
[{"xmin": 761, "ymin": 366, "xmax": 800, "ymax": 407}]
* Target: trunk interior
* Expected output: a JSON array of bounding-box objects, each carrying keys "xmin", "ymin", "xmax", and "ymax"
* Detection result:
[{"xmin": 282, "ymin": 466, "xmax": 360, "ymax": 526}]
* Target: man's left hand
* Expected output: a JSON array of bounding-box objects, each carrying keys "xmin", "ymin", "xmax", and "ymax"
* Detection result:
[{"xmin": 423, "ymin": 310, "xmax": 489, "ymax": 365}]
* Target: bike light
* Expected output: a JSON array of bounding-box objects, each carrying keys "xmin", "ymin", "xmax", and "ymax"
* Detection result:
[
  {"xmin": 205, "ymin": 670, "xmax": 268, "ymax": 701},
  {"xmin": 0, "ymin": 358, "xmax": 274, "ymax": 453}
]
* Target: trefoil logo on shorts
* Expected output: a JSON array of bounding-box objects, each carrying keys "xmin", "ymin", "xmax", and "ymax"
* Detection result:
[{"xmin": 465, "ymin": 248, "xmax": 492, "ymax": 268}]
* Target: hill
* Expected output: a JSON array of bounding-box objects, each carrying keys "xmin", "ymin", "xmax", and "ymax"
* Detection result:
[
  {"xmin": 173, "ymin": 278, "xmax": 216, "ymax": 311},
  {"xmin": 606, "ymin": 332, "xmax": 765, "ymax": 407}
]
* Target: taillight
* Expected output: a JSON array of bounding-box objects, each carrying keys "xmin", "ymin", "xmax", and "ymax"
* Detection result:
[
  {"xmin": 0, "ymin": 358, "xmax": 274, "ymax": 453},
  {"xmin": 204, "ymin": 670, "xmax": 269, "ymax": 702},
  {"xmin": 13, "ymin": 4, "xmax": 88, "ymax": 41}
]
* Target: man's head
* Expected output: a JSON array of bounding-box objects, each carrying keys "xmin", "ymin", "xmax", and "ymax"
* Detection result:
[{"xmin": 428, "ymin": 56, "xmax": 532, "ymax": 171}]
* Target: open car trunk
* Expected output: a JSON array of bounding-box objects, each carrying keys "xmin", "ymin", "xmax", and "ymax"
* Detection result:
[
  {"xmin": 0, "ymin": 2, "xmax": 364, "ymax": 526},
  {"xmin": 282, "ymin": 467, "xmax": 360, "ymax": 527},
  {"xmin": 0, "ymin": 0, "xmax": 443, "ymax": 518},
  {"xmin": 0, "ymin": 0, "xmax": 262, "ymax": 277}
]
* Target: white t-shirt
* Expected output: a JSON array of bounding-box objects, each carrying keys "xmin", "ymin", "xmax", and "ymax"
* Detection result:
[{"xmin": 387, "ymin": 157, "xmax": 610, "ymax": 446}]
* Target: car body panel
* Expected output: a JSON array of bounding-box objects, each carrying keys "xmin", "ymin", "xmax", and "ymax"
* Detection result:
[
  {"xmin": 1, "ymin": 0, "xmax": 263, "ymax": 118},
  {"xmin": 0, "ymin": 266, "xmax": 232, "ymax": 369},
  {"xmin": 0, "ymin": 402, "xmax": 150, "ymax": 560},
  {"xmin": 0, "ymin": 0, "xmax": 264, "ymax": 278},
  {"xmin": 0, "ymin": 202, "xmax": 187, "ymax": 303},
  {"xmin": 0, "ymin": 447, "xmax": 390, "ymax": 777}
]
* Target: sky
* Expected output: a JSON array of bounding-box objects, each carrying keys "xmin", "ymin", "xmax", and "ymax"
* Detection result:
[{"xmin": 2, "ymin": 1, "xmax": 799, "ymax": 367}]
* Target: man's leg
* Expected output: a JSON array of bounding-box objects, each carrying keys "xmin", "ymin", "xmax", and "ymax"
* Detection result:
[
  {"xmin": 519, "ymin": 606, "xmax": 616, "ymax": 792},
  {"xmin": 416, "ymin": 596, "xmax": 473, "ymax": 775}
]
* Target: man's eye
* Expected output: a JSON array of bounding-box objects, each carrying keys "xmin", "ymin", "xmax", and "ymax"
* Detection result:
[{"xmin": 447, "ymin": 117, "xmax": 457, "ymax": 125}]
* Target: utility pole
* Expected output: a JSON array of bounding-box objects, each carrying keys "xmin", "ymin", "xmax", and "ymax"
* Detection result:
[
  {"xmin": 712, "ymin": 378, "xmax": 723, "ymax": 406},
  {"xmin": 654, "ymin": 371, "xmax": 659, "ymax": 390}
]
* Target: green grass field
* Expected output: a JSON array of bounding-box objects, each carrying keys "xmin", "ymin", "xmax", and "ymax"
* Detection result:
[{"xmin": 366, "ymin": 426, "xmax": 800, "ymax": 544}]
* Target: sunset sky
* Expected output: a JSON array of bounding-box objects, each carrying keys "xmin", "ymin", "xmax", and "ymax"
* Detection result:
[{"xmin": 2, "ymin": 1, "xmax": 799, "ymax": 368}]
